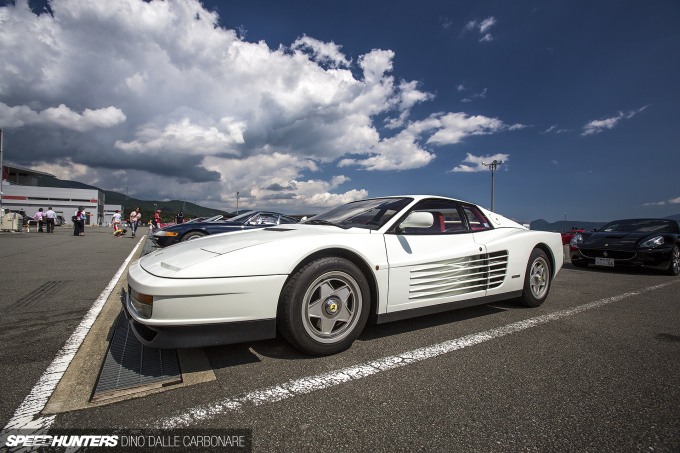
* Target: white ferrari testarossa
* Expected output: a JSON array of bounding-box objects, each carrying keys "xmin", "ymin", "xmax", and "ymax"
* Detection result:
[{"xmin": 125, "ymin": 196, "xmax": 563, "ymax": 356}]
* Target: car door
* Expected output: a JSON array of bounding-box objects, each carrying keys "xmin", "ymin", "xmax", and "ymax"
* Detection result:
[
  {"xmin": 463, "ymin": 204, "xmax": 518, "ymax": 296},
  {"xmin": 384, "ymin": 199, "xmax": 487, "ymax": 313}
]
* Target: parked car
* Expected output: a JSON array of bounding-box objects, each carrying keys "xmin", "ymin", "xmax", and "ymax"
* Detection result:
[
  {"xmin": 570, "ymin": 218, "xmax": 680, "ymax": 275},
  {"xmin": 150, "ymin": 211, "xmax": 298, "ymax": 248},
  {"xmin": 125, "ymin": 195, "xmax": 564, "ymax": 356}
]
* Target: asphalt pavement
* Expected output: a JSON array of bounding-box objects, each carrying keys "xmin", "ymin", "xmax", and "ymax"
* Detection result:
[
  {"xmin": 0, "ymin": 225, "xmax": 145, "ymax": 428},
  {"xmin": 1, "ymin": 230, "xmax": 679, "ymax": 452}
]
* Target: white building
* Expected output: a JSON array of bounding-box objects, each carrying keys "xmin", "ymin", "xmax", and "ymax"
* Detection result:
[{"xmin": 1, "ymin": 165, "xmax": 105, "ymax": 225}]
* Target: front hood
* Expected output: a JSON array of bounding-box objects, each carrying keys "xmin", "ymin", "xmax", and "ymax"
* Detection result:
[
  {"xmin": 581, "ymin": 232, "xmax": 650, "ymax": 249},
  {"xmin": 140, "ymin": 225, "xmax": 364, "ymax": 277}
]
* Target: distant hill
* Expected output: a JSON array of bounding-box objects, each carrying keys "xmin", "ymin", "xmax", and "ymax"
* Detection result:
[
  {"xmin": 530, "ymin": 219, "xmax": 608, "ymax": 232},
  {"xmin": 665, "ymin": 213, "xmax": 680, "ymax": 221},
  {"xmin": 36, "ymin": 175, "xmax": 233, "ymax": 222}
]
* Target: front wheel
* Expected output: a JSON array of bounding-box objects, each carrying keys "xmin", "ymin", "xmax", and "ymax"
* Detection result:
[
  {"xmin": 278, "ymin": 257, "xmax": 370, "ymax": 356},
  {"xmin": 666, "ymin": 245, "xmax": 680, "ymax": 276},
  {"xmin": 181, "ymin": 231, "xmax": 206, "ymax": 242},
  {"xmin": 518, "ymin": 248, "xmax": 552, "ymax": 307}
]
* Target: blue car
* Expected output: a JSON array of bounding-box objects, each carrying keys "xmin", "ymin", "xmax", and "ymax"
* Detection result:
[{"xmin": 150, "ymin": 211, "xmax": 299, "ymax": 247}]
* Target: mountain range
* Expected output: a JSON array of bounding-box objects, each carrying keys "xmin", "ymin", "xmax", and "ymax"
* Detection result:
[{"xmin": 36, "ymin": 176, "xmax": 234, "ymax": 220}]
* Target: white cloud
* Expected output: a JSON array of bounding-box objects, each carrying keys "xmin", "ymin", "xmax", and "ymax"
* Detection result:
[
  {"xmin": 0, "ymin": 102, "xmax": 125, "ymax": 131},
  {"xmin": 421, "ymin": 112, "xmax": 519, "ymax": 145},
  {"xmin": 643, "ymin": 201, "xmax": 666, "ymax": 206},
  {"xmin": 479, "ymin": 17, "xmax": 497, "ymax": 33},
  {"xmin": 582, "ymin": 106, "xmax": 649, "ymax": 136},
  {"xmin": 461, "ymin": 88, "xmax": 487, "ymax": 103},
  {"xmin": 463, "ymin": 16, "xmax": 497, "ymax": 41},
  {"xmin": 0, "ymin": 0, "xmax": 518, "ymax": 211},
  {"xmin": 114, "ymin": 117, "xmax": 244, "ymax": 156},
  {"xmin": 31, "ymin": 159, "xmax": 90, "ymax": 181},
  {"xmin": 450, "ymin": 153, "xmax": 509, "ymax": 173},
  {"xmin": 669, "ymin": 197, "xmax": 680, "ymax": 204},
  {"xmin": 292, "ymin": 35, "xmax": 351, "ymax": 68}
]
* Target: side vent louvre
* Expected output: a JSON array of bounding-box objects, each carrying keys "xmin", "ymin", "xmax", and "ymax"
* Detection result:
[{"xmin": 409, "ymin": 250, "xmax": 508, "ymax": 301}]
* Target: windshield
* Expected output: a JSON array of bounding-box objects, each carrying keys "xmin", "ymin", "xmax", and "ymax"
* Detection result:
[
  {"xmin": 223, "ymin": 212, "xmax": 256, "ymax": 224},
  {"xmin": 599, "ymin": 219, "xmax": 676, "ymax": 233},
  {"xmin": 305, "ymin": 198, "xmax": 413, "ymax": 230}
]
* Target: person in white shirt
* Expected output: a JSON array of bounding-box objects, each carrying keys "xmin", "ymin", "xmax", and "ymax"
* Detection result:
[
  {"xmin": 112, "ymin": 210, "xmax": 122, "ymax": 232},
  {"xmin": 129, "ymin": 207, "xmax": 141, "ymax": 238},
  {"xmin": 45, "ymin": 207, "xmax": 57, "ymax": 233}
]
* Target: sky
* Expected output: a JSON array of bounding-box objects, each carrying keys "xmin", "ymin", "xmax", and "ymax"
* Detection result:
[{"xmin": 0, "ymin": 0, "xmax": 678, "ymax": 222}]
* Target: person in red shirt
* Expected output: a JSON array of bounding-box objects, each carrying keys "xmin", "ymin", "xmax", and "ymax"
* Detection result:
[{"xmin": 154, "ymin": 210, "xmax": 161, "ymax": 230}]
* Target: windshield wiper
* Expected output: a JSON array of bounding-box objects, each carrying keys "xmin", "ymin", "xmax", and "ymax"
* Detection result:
[{"xmin": 304, "ymin": 219, "xmax": 348, "ymax": 229}]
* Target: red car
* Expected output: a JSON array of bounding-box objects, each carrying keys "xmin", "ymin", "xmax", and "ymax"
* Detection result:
[{"xmin": 561, "ymin": 229, "xmax": 585, "ymax": 245}]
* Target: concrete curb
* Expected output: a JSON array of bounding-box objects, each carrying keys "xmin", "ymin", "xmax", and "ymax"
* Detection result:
[{"xmin": 43, "ymin": 238, "xmax": 215, "ymax": 415}]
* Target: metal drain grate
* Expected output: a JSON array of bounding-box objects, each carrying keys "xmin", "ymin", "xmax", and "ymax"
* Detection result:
[{"xmin": 92, "ymin": 311, "xmax": 182, "ymax": 402}]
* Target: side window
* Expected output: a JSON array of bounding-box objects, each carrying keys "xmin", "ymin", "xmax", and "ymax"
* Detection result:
[
  {"xmin": 397, "ymin": 200, "xmax": 467, "ymax": 234},
  {"xmin": 259, "ymin": 214, "xmax": 278, "ymax": 225},
  {"xmin": 279, "ymin": 216, "xmax": 297, "ymax": 224},
  {"xmin": 462, "ymin": 205, "xmax": 492, "ymax": 231}
]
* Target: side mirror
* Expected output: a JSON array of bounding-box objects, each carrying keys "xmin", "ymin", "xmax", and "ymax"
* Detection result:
[{"xmin": 399, "ymin": 212, "xmax": 434, "ymax": 229}]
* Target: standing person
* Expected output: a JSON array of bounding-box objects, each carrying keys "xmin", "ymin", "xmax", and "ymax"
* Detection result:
[
  {"xmin": 175, "ymin": 211, "xmax": 184, "ymax": 224},
  {"xmin": 45, "ymin": 206, "xmax": 57, "ymax": 233},
  {"xmin": 112, "ymin": 210, "xmax": 122, "ymax": 232},
  {"xmin": 130, "ymin": 207, "xmax": 141, "ymax": 238},
  {"xmin": 34, "ymin": 208, "xmax": 44, "ymax": 232},
  {"xmin": 154, "ymin": 210, "xmax": 162, "ymax": 230},
  {"xmin": 73, "ymin": 207, "xmax": 85, "ymax": 236}
]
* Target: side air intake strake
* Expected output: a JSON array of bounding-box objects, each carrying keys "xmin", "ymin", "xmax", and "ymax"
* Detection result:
[{"xmin": 409, "ymin": 250, "xmax": 509, "ymax": 301}]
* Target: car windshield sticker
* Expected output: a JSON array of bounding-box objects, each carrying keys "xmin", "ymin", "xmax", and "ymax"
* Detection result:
[{"xmin": 483, "ymin": 223, "xmax": 489, "ymax": 227}]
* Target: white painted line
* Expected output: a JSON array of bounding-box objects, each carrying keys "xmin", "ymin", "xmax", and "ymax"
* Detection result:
[
  {"xmin": 2, "ymin": 235, "xmax": 146, "ymax": 435},
  {"xmin": 157, "ymin": 280, "xmax": 679, "ymax": 429}
]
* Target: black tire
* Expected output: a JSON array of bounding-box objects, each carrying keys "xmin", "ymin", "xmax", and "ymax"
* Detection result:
[
  {"xmin": 666, "ymin": 244, "xmax": 680, "ymax": 276},
  {"xmin": 278, "ymin": 257, "xmax": 370, "ymax": 356},
  {"xmin": 180, "ymin": 231, "xmax": 206, "ymax": 242},
  {"xmin": 518, "ymin": 248, "xmax": 552, "ymax": 307},
  {"xmin": 572, "ymin": 260, "xmax": 589, "ymax": 268}
]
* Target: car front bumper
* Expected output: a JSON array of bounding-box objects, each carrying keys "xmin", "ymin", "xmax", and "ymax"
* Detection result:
[
  {"xmin": 125, "ymin": 260, "xmax": 287, "ymax": 349},
  {"xmin": 149, "ymin": 234, "xmax": 181, "ymax": 248},
  {"xmin": 570, "ymin": 246, "xmax": 673, "ymax": 270}
]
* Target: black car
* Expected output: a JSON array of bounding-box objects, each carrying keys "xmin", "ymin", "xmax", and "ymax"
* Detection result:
[
  {"xmin": 569, "ymin": 218, "xmax": 680, "ymax": 275},
  {"xmin": 150, "ymin": 211, "xmax": 299, "ymax": 248}
]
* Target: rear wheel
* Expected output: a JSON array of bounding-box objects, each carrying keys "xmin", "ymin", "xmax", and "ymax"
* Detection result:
[
  {"xmin": 181, "ymin": 231, "xmax": 206, "ymax": 242},
  {"xmin": 278, "ymin": 257, "xmax": 370, "ymax": 356},
  {"xmin": 666, "ymin": 245, "xmax": 680, "ymax": 276},
  {"xmin": 518, "ymin": 248, "xmax": 552, "ymax": 307}
]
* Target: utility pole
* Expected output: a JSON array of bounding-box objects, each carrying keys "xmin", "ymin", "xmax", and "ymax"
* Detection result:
[
  {"xmin": 236, "ymin": 191, "xmax": 240, "ymax": 215},
  {"xmin": 564, "ymin": 212, "xmax": 567, "ymax": 234},
  {"xmin": 481, "ymin": 159, "xmax": 503, "ymax": 212}
]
